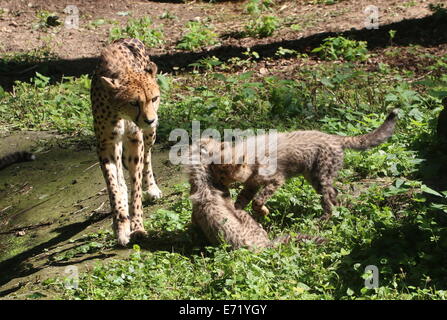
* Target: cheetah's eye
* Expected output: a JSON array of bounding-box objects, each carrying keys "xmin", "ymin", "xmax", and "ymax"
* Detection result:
[
  {"xmin": 130, "ymin": 100, "xmax": 139, "ymax": 107},
  {"xmin": 151, "ymin": 96, "xmax": 159, "ymax": 103}
]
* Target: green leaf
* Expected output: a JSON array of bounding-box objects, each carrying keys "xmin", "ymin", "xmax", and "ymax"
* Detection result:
[{"xmin": 421, "ymin": 184, "xmax": 443, "ymax": 197}]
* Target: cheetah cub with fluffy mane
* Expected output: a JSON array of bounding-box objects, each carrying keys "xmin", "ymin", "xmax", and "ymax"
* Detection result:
[
  {"xmin": 188, "ymin": 143, "xmax": 325, "ymax": 250},
  {"xmin": 199, "ymin": 110, "xmax": 398, "ymax": 220}
]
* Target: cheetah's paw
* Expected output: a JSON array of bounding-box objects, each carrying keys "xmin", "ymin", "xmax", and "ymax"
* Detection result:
[
  {"xmin": 130, "ymin": 229, "xmax": 148, "ymax": 241},
  {"xmin": 253, "ymin": 205, "xmax": 270, "ymax": 216},
  {"xmin": 142, "ymin": 186, "xmax": 163, "ymax": 202},
  {"xmin": 116, "ymin": 229, "xmax": 131, "ymax": 247}
]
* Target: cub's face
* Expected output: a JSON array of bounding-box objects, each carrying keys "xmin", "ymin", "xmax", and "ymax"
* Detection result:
[
  {"xmin": 195, "ymin": 138, "xmax": 252, "ymax": 185},
  {"xmin": 210, "ymin": 163, "xmax": 251, "ymax": 186}
]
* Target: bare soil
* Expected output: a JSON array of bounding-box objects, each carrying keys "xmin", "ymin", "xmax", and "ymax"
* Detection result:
[
  {"xmin": 0, "ymin": 0, "xmax": 446, "ymax": 86},
  {"xmin": 0, "ymin": 0, "xmax": 442, "ymax": 58}
]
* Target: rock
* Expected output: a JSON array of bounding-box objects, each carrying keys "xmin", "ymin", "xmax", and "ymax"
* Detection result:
[{"xmin": 259, "ymin": 67, "xmax": 268, "ymax": 75}]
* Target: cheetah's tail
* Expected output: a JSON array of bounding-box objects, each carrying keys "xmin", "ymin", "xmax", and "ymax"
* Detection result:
[
  {"xmin": 272, "ymin": 233, "xmax": 327, "ymax": 246},
  {"xmin": 0, "ymin": 151, "xmax": 35, "ymax": 170},
  {"xmin": 340, "ymin": 109, "xmax": 398, "ymax": 151}
]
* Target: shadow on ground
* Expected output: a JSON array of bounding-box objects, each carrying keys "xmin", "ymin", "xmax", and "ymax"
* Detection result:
[
  {"xmin": 1, "ymin": 12, "xmax": 446, "ymax": 90},
  {"xmin": 0, "ymin": 133, "xmax": 185, "ymax": 296},
  {"xmin": 0, "ymin": 212, "xmax": 110, "ymax": 288}
]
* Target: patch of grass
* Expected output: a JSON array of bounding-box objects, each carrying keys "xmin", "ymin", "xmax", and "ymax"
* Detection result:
[
  {"xmin": 245, "ymin": 15, "xmax": 281, "ymax": 38},
  {"xmin": 0, "ymin": 73, "xmax": 92, "ymax": 134},
  {"xmin": 176, "ymin": 21, "xmax": 220, "ymax": 51},
  {"xmin": 159, "ymin": 11, "xmax": 177, "ymax": 20},
  {"xmin": 188, "ymin": 56, "xmax": 223, "ymax": 72},
  {"xmin": 33, "ymin": 10, "xmax": 61, "ymax": 30},
  {"xmin": 0, "ymin": 46, "xmax": 57, "ymax": 73},
  {"xmin": 245, "ymin": 0, "xmax": 275, "ymax": 15},
  {"xmin": 158, "ymin": 62, "xmax": 418, "ymax": 139},
  {"xmin": 109, "ymin": 17, "xmax": 165, "ymax": 48},
  {"xmin": 312, "ymin": 36, "xmax": 369, "ymax": 62}
]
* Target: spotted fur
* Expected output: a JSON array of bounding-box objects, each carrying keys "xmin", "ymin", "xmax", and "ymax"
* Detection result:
[
  {"xmin": 200, "ymin": 110, "xmax": 398, "ymax": 220},
  {"xmin": 187, "ymin": 143, "xmax": 325, "ymax": 250},
  {"xmin": 91, "ymin": 38, "xmax": 162, "ymax": 246},
  {"xmin": 0, "ymin": 151, "xmax": 35, "ymax": 170}
]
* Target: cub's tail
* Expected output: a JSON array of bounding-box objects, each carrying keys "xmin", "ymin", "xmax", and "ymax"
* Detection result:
[
  {"xmin": 340, "ymin": 109, "xmax": 398, "ymax": 150},
  {"xmin": 0, "ymin": 151, "xmax": 35, "ymax": 170}
]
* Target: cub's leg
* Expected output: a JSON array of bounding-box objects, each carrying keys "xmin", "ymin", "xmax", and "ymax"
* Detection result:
[
  {"xmin": 251, "ymin": 178, "xmax": 285, "ymax": 216},
  {"xmin": 235, "ymin": 183, "xmax": 260, "ymax": 210},
  {"xmin": 125, "ymin": 127, "xmax": 146, "ymax": 239},
  {"xmin": 142, "ymin": 128, "xmax": 162, "ymax": 201},
  {"xmin": 311, "ymin": 149, "xmax": 343, "ymax": 220}
]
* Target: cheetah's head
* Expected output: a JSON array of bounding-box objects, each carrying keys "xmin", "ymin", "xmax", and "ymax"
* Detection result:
[
  {"xmin": 197, "ymin": 138, "xmax": 251, "ymax": 185},
  {"xmin": 100, "ymin": 62, "xmax": 160, "ymax": 129}
]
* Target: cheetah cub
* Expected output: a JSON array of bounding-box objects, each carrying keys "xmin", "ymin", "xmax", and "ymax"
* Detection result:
[
  {"xmin": 199, "ymin": 110, "xmax": 398, "ymax": 220},
  {"xmin": 188, "ymin": 143, "xmax": 325, "ymax": 250},
  {"xmin": 91, "ymin": 38, "xmax": 162, "ymax": 246}
]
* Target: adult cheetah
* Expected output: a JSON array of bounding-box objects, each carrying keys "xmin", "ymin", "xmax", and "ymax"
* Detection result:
[{"xmin": 91, "ymin": 38, "xmax": 162, "ymax": 246}]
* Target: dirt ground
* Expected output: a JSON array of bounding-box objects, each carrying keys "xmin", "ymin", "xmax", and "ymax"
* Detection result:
[
  {"xmin": 0, "ymin": 0, "xmax": 447, "ymax": 299},
  {"xmin": 0, "ymin": 0, "xmax": 446, "ymax": 90},
  {"xmin": 0, "ymin": 0, "xmax": 442, "ymax": 59}
]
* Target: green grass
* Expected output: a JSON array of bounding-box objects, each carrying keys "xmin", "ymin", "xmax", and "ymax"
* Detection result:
[
  {"xmin": 0, "ymin": 73, "xmax": 92, "ymax": 134},
  {"xmin": 2, "ymin": 47, "xmax": 447, "ymax": 300},
  {"xmin": 245, "ymin": 15, "xmax": 281, "ymax": 38},
  {"xmin": 245, "ymin": 0, "xmax": 275, "ymax": 15},
  {"xmin": 109, "ymin": 17, "xmax": 165, "ymax": 48},
  {"xmin": 176, "ymin": 21, "xmax": 219, "ymax": 51},
  {"xmin": 312, "ymin": 36, "xmax": 369, "ymax": 62}
]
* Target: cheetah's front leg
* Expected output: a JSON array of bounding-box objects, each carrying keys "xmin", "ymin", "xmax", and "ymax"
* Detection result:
[
  {"xmin": 142, "ymin": 128, "xmax": 162, "ymax": 201},
  {"xmin": 98, "ymin": 140, "xmax": 131, "ymax": 246},
  {"xmin": 235, "ymin": 184, "xmax": 260, "ymax": 210},
  {"xmin": 126, "ymin": 130, "xmax": 147, "ymax": 239}
]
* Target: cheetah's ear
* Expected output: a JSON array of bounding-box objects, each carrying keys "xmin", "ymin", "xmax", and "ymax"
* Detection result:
[
  {"xmin": 100, "ymin": 77, "xmax": 121, "ymax": 91},
  {"xmin": 144, "ymin": 62, "xmax": 158, "ymax": 78}
]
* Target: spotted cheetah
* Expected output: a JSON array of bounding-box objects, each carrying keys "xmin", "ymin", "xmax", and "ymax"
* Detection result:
[
  {"xmin": 198, "ymin": 110, "xmax": 398, "ymax": 220},
  {"xmin": 188, "ymin": 143, "xmax": 325, "ymax": 250},
  {"xmin": 90, "ymin": 38, "xmax": 162, "ymax": 246}
]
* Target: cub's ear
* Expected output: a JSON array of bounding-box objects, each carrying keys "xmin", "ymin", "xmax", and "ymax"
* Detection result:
[
  {"xmin": 144, "ymin": 61, "xmax": 158, "ymax": 78},
  {"xmin": 100, "ymin": 77, "xmax": 121, "ymax": 91}
]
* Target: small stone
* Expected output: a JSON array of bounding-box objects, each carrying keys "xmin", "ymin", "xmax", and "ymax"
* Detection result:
[{"xmin": 259, "ymin": 67, "xmax": 268, "ymax": 75}]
